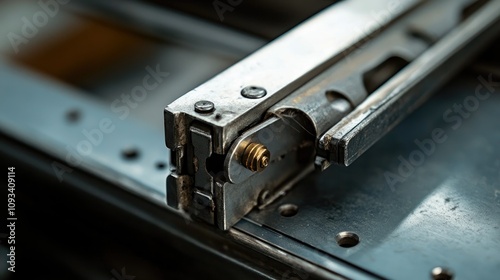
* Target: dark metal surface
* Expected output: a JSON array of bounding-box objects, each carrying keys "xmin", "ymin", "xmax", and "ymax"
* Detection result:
[
  {"xmin": 0, "ymin": 59, "xmax": 169, "ymax": 204},
  {"xmin": 146, "ymin": 0, "xmax": 338, "ymax": 39},
  {"xmin": 242, "ymin": 69, "xmax": 500, "ymax": 279},
  {"xmin": 71, "ymin": 0, "xmax": 266, "ymax": 57}
]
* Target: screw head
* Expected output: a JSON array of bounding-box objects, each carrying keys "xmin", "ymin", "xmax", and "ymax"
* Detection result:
[
  {"xmin": 241, "ymin": 86, "xmax": 267, "ymax": 99},
  {"xmin": 194, "ymin": 100, "xmax": 215, "ymax": 113}
]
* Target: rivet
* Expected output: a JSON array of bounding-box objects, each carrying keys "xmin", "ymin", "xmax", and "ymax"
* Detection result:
[
  {"xmin": 194, "ymin": 100, "xmax": 215, "ymax": 113},
  {"xmin": 241, "ymin": 86, "xmax": 267, "ymax": 99}
]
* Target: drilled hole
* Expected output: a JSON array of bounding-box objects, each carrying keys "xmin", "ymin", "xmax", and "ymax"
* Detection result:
[
  {"xmin": 258, "ymin": 190, "xmax": 270, "ymax": 205},
  {"xmin": 325, "ymin": 90, "xmax": 346, "ymax": 102},
  {"xmin": 156, "ymin": 161, "xmax": 166, "ymax": 170},
  {"xmin": 335, "ymin": 231, "xmax": 360, "ymax": 248},
  {"xmin": 279, "ymin": 204, "xmax": 298, "ymax": 217},
  {"xmin": 206, "ymin": 153, "xmax": 225, "ymax": 177},
  {"xmin": 432, "ymin": 267, "xmax": 453, "ymax": 280},
  {"xmin": 122, "ymin": 148, "xmax": 140, "ymax": 160},
  {"xmin": 66, "ymin": 109, "xmax": 81, "ymax": 123}
]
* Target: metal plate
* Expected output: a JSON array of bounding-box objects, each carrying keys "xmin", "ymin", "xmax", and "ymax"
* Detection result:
[
  {"xmin": 0, "ymin": 60, "xmax": 169, "ymax": 204},
  {"xmin": 241, "ymin": 70, "xmax": 500, "ymax": 280}
]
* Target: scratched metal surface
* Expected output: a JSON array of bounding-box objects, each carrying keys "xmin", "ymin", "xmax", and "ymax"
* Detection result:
[{"xmin": 240, "ymin": 69, "xmax": 500, "ymax": 280}]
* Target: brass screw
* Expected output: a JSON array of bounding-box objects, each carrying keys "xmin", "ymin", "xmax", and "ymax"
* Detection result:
[{"xmin": 240, "ymin": 143, "xmax": 270, "ymax": 172}]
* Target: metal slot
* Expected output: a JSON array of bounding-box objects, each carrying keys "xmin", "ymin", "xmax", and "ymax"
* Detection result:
[{"xmin": 363, "ymin": 56, "xmax": 409, "ymax": 94}]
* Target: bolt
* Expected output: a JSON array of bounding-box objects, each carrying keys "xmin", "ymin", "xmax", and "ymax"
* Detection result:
[
  {"xmin": 241, "ymin": 86, "xmax": 267, "ymax": 99},
  {"xmin": 194, "ymin": 100, "xmax": 215, "ymax": 113},
  {"xmin": 240, "ymin": 143, "xmax": 270, "ymax": 172}
]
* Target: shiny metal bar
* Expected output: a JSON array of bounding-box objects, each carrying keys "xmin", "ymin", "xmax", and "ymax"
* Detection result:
[
  {"xmin": 165, "ymin": 0, "xmax": 422, "ymax": 154},
  {"xmin": 319, "ymin": 0, "xmax": 500, "ymax": 166}
]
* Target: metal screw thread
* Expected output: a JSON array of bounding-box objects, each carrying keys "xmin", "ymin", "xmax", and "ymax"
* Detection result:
[{"xmin": 241, "ymin": 143, "xmax": 270, "ymax": 172}]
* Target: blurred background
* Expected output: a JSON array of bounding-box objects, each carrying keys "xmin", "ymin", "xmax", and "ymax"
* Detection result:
[{"xmin": 0, "ymin": 0, "xmax": 336, "ymax": 129}]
